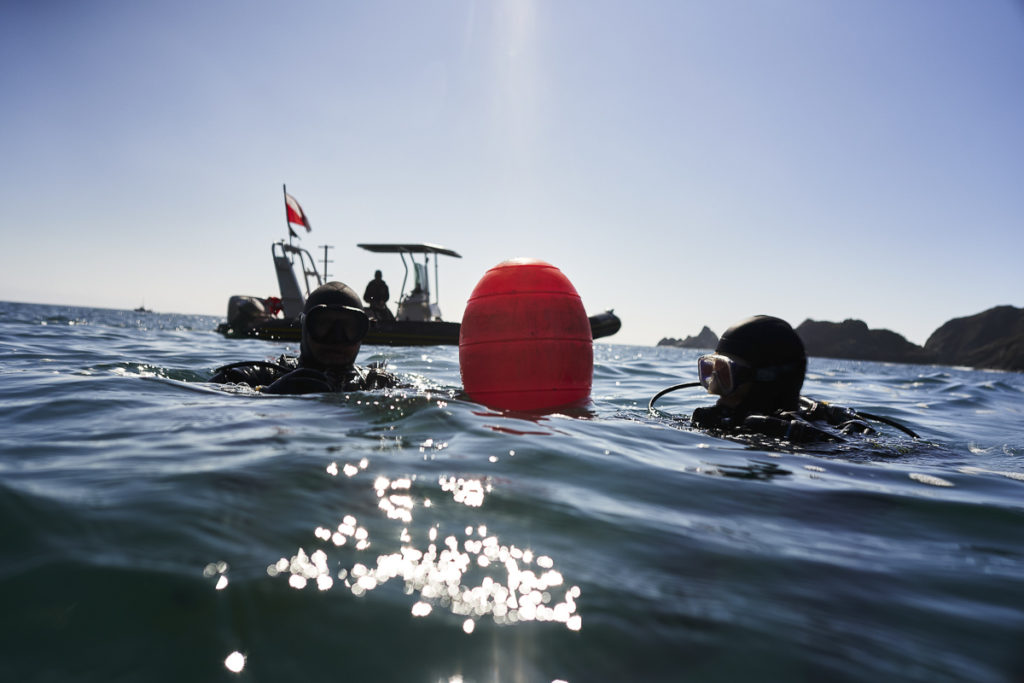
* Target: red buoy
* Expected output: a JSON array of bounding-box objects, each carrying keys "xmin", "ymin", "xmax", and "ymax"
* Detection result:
[{"xmin": 459, "ymin": 258, "xmax": 593, "ymax": 411}]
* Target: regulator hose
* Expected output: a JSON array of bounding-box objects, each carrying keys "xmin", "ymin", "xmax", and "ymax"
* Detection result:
[
  {"xmin": 852, "ymin": 410, "xmax": 919, "ymax": 439},
  {"xmin": 647, "ymin": 381, "xmax": 701, "ymax": 413}
]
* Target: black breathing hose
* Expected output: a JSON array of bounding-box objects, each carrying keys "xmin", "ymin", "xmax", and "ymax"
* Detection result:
[
  {"xmin": 647, "ymin": 381, "xmax": 701, "ymax": 413},
  {"xmin": 853, "ymin": 410, "xmax": 919, "ymax": 439}
]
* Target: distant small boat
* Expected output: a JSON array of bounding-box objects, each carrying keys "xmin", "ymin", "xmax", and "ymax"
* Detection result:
[{"xmin": 134, "ymin": 305, "xmax": 153, "ymax": 313}]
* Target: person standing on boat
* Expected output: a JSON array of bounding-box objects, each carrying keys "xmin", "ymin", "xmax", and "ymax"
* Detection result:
[
  {"xmin": 363, "ymin": 270, "xmax": 395, "ymax": 322},
  {"xmin": 210, "ymin": 281, "xmax": 397, "ymax": 394}
]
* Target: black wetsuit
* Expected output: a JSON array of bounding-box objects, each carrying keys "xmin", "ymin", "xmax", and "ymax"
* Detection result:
[
  {"xmin": 363, "ymin": 279, "xmax": 390, "ymax": 306},
  {"xmin": 691, "ymin": 398, "xmax": 874, "ymax": 443},
  {"xmin": 363, "ymin": 279, "xmax": 394, "ymax": 322},
  {"xmin": 210, "ymin": 355, "xmax": 398, "ymax": 395}
]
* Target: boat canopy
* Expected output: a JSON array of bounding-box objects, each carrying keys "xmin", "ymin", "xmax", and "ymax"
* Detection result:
[
  {"xmin": 357, "ymin": 243, "xmax": 461, "ymax": 259},
  {"xmin": 357, "ymin": 243, "xmax": 460, "ymax": 322}
]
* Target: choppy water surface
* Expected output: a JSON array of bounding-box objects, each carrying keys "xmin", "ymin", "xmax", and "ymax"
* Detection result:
[{"xmin": 2, "ymin": 301, "xmax": 1023, "ymax": 682}]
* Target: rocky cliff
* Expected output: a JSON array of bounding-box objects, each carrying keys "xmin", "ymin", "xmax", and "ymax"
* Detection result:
[
  {"xmin": 795, "ymin": 318, "xmax": 934, "ymax": 365},
  {"xmin": 658, "ymin": 326, "xmax": 719, "ymax": 349},
  {"xmin": 657, "ymin": 306, "xmax": 1024, "ymax": 372},
  {"xmin": 924, "ymin": 305, "xmax": 1024, "ymax": 371}
]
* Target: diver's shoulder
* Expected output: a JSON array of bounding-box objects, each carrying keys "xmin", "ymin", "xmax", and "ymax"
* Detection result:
[
  {"xmin": 690, "ymin": 401, "xmax": 866, "ymax": 443},
  {"xmin": 210, "ymin": 355, "xmax": 298, "ymax": 387}
]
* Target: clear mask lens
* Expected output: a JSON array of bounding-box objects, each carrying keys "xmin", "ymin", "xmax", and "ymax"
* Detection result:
[{"xmin": 698, "ymin": 354, "xmax": 738, "ymax": 396}]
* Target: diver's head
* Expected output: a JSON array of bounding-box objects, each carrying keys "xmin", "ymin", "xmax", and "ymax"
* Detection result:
[
  {"xmin": 698, "ymin": 315, "xmax": 806, "ymax": 413},
  {"xmin": 299, "ymin": 282, "xmax": 370, "ymax": 371},
  {"xmin": 374, "ymin": 270, "xmax": 382, "ymax": 280}
]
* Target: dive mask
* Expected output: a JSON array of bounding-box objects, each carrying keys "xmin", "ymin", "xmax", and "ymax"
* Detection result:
[
  {"xmin": 697, "ymin": 354, "xmax": 748, "ymax": 396},
  {"xmin": 301, "ymin": 304, "xmax": 370, "ymax": 344},
  {"xmin": 697, "ymin": 354, "xmax": 800, "ymax": 396}
]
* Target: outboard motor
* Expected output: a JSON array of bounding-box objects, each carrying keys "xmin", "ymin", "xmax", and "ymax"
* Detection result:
[{"xmin": 226, "ymin": 295, "xmax": 269, "ymax": 331}]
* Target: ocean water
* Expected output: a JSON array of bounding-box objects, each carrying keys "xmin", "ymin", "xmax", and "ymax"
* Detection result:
[{"xmin": 2, "ymin": 300, "xmax": 1023, "ymax": 683}]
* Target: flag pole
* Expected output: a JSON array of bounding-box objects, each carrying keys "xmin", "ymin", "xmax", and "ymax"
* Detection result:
[{"xmin": 283, "ymin": 183, "xmax": 292, "ymax": 248}]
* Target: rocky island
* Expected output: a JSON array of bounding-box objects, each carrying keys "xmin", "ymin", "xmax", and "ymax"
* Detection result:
[
  {"xmin": 657, "ymin": 326, "xmax": 718, "ymax": 350},
  {"xmin": 924, "ymin": 305, "xmax": 1024, "ymax": 371},
  {"xmin": 795, "ymin": 319, "xmax": 933, "ymax": 365},
  {"xmin": 658, "ymin": 306, "xmax": 1024, "ymax": 372}
]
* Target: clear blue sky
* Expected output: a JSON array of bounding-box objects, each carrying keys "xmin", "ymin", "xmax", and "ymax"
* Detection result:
[{"xmin": 2, "ymin": 0, "xmax": 1022, "ymax": 346}]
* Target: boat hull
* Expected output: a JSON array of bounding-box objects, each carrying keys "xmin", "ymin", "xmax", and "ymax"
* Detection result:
[
  {"xmin": 216, "ymin": 318, "xmax": 460, "ymax": 346},
  {"xmin": 216, "ymin": 311, "xmax": 620, "ymax": 346}
]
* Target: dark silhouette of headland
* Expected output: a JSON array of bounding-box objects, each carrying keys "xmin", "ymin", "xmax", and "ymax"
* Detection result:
[
  {"xmin": 658, "ymin": 305, "xmax": 1024, "ymax": 372},
  {"xmin": 658, "ymin": 325, "xmax": 718, "ymax": 350}
]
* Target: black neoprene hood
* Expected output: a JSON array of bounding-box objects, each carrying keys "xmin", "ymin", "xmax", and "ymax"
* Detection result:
[
  {"xmin": 716, "ymin": 315, "xmax": 806, "ymax": 368},
  {"xmin": 715, "ymin": 315, "xmax": 807, "ymax": 412},
  {"xmin": 299, "ymin": 282, "xmax": 364, "ymax": 368},
  {"xmin": 303, "ymin": 281, "xmax": 362, "ymax": 314}
]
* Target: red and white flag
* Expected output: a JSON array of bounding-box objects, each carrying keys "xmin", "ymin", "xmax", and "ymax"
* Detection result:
[{"xmin": 285, "ymin": 192, "xmax": 312, "ymax": 233}]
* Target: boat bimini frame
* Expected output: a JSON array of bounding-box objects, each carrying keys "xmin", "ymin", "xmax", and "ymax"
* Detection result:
[
  {"xmin": 357, "ymin": 243, "xmax": 462, "ymax": 322},
  {"xmin": 272, "ymin": 241, "xmax": 324, "ymax": 319}
]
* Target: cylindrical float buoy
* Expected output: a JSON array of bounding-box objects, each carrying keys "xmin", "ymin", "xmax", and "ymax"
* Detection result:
[{"xmin": 459, "ymin": 258, "xmax": 593, "ymax": 411}]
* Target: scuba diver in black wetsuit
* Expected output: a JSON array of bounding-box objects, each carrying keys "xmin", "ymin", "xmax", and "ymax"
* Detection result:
[
  {"xmin": 650, "ymin": 315, "xmax": 918, "ymax": 443},
  {"xmin": 210, "ymin": 281, "xmax": 398, "ymax": 395}
]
